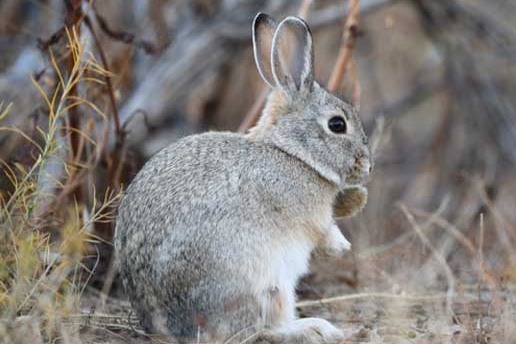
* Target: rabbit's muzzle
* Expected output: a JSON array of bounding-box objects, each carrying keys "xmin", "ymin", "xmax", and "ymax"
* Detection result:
[{"xmin": 346, "ymin": 150, "xmax": 372, "ymax": 185}]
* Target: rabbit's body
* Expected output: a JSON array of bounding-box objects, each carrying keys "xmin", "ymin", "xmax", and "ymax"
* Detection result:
[
  {"xmin": 117, "ymin": 131, "xmax": 339, "ymax": 338},
  {"xmin": 116, "ymin": 13, "xmax": 372, "ymax": 344}
]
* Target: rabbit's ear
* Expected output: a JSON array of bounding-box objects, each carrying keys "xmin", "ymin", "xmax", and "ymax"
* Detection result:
[
  {"xmin": 271, "ymin": 16, "xmax": 314, "ymax": 96},
  {"xmin": 253, "ymin": 13, "xmax": 277, "ymax": 88}
]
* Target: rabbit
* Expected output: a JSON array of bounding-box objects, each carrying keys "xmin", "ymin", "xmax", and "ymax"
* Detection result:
[{"xmin": 114, "ymin": 12, "xmax": 372, "ymax": 344}]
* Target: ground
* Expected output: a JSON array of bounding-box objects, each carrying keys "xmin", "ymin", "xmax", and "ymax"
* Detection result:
[{"xmin": 70, "ymin": 258, "xmax": 516, "ymax": 344}]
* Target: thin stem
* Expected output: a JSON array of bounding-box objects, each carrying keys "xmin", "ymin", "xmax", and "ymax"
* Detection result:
[{"xmin": 327, "ymin": 0, "xmax": 361, "ymax": 93}]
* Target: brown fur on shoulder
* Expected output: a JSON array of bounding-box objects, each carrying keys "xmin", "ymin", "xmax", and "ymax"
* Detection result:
[{"xmin": 247, "ymin": 90, "xmax": 288, "ymax": 138}]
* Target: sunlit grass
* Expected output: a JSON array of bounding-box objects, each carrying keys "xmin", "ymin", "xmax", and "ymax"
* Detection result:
[{"xmin": 0, "ymin": 28, "xmax": 121, "ymax": 342}]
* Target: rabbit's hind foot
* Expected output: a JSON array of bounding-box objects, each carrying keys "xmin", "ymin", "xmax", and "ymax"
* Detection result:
[{"xmin": 252, "ymin": 318, "xmax": 345, "ymax": 344}]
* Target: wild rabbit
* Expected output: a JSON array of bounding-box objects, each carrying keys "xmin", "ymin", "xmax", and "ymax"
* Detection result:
[{"xmin": 115, "ymin": 12, "xmax": 372, "ymax": 344}]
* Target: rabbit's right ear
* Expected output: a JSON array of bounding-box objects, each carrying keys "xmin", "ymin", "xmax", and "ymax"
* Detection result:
[
  {"xmin": 253, "ymin": 13, "xmax": 277, "ymax": 88},
  {"xmin": 271, "ymin": 16, "xmax": 314, "ymax": 97}
]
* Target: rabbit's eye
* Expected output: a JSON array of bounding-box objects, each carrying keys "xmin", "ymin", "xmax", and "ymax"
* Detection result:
[{"xmin": 328, "ymin": 116, "xmax": 347, "ymax": 134}]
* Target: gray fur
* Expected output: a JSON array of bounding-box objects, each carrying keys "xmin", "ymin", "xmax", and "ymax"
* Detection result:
[{"xmin": 115, "ymin": 13, "xmax": 372, "ymax": 344}]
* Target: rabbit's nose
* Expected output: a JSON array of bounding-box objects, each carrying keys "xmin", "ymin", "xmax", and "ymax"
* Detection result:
[{"xmin": 354, "ymin": 149, "xmax": 372, "ymax": 180}]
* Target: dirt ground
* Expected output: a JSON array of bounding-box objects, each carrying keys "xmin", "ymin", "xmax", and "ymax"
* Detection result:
[{"xmin": 71, "ymin": 258, "xmax": 516, "ymax": 344}]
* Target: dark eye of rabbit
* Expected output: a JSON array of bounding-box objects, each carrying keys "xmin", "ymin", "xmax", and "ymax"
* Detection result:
[{"xmin": 328, "ymin": 116, "xmax": 347, "ymax": 134}]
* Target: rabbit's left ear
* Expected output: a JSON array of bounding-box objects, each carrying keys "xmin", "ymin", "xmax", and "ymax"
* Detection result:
[
  {"xmin": 253, "ymin": 13, "xmax": 277, "ymax": 88},
  {"xmin": 271, "ymin": 16, "xmax": 314, "ymax": 96}
]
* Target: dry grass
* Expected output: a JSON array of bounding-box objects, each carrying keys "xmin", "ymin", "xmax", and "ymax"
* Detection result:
[{"xmin": 0, "ymin": 29, "xmax": 122, "ymax": 344}]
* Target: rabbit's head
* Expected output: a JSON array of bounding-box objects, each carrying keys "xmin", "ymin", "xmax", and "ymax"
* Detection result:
[{"xmin": 249, "ymin": 13, "xmax": 372, "ymax": 189}]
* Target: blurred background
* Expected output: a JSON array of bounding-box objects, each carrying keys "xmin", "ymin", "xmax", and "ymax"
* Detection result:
[{"xmin": 1, "ymin": 0, "xmax": 516, "ymax": 343}]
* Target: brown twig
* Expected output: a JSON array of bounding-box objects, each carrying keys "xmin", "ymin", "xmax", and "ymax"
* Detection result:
[
  {"xmin": 93, "ymin": 6, "xmax": 162, "ymax": 54},
  {"xmin": 82, "ymin": 10, "xmax": 131, "ymax": 202},
  {"xmin": 348, "ymin": 57, "xmax": 361, "ymax": 107},
  {"xmin": 237, "ymin": 89, "xmax": 268, "ymax": 133},
  {"xmin": 37, "ymin": 0, "xmax": 86, "ymax": 50},
  {"xmin": 298, "ymin": 0, "xmax": 315, "ymax": 19},
  {"xmin": 327, "ymin": 0, "xmax": 361, "ymax": 93},
  {"xmin": 83, "ymin": 16, "xmax": 121, "ymax": 136},
  {"xmin": 64, "ymin": 0, "xmax": 85, "ymax": 203},
  {"xmin": 408, "ymin": 207, "xmax": 477, "ymax": 256},
  {"xmin": 296, "ymin": 291, "xmax": 445, "ymax": 308},
  {"xmin": 37, "ymin": 27, "xmax": 66, "ymax": 51}
]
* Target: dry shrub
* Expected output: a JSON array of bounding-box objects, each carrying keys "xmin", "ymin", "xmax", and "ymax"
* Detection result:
[{"xmin": 0, "ymin": 29, "xmax": 122, "ymax": 343}]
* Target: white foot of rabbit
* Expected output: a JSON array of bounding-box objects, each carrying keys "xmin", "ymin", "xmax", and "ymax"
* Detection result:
[{"xmin": 258, "ymin": 318, "xmax": 345, "ymax": 344}]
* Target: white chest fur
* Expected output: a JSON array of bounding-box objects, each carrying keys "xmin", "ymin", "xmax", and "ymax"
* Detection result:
[
  {"xmin": 273, "ymin": 238, "xmax": 313, "ymax": 289},
  {"xmin": 251, "ymin": 234, "xmax": 314, "ymax": 304}
]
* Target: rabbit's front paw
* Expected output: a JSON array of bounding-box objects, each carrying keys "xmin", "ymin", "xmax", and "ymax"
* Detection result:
[
  {"xmin": 322, "ymin": 224, "xmax": 351, "ymax": 256},
  {"xmin": 334, "ymin": 186, "xmax": 368, "ymax": 218}
]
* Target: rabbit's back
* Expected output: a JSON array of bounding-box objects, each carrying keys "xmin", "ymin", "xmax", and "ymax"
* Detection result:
[
  {"xmin": 115, "ymin": 131, "xmax": 332, "ymax": 337},
  {"xmin": 116, "ymin": 131, "xmax": 322, "ymax": 255}
]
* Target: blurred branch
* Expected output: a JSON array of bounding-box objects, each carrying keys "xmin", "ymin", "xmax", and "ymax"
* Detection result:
[
  {"xmin": 370, "ymin": 73, "xmax": 442, "ymax": 120},
  {"xmin": 64, "ymin": 0, "xmax": 84, "ymax": 203},
  {"xmin": 412, "ymin": 0, "xmax": 516, "ymax": 53},
  {"xmin": 298, "ymin": 0, "xmax": 314, "ymax": 20},
  {"xmin": 411, "ymin": 0, "xmax": 516, "ymax": 167},
  {"xmin": 309, "ymin": 0, "xmax": 398, "ymax": 28},
  {"xmin": 327, "ymin": 0, "xmax": 361, "ymax": 93},
  {"xmin": 83, "ymin": 16, "xmax": 121, "ymax": 136},
  {"xmin": 296, "ymin": 291, "xmax": 445, "ymax": 308},
  {"xmin": 37, "ymin": 0, "xmax": 85, "ymax": 50},
  {"xmin": 237, "ymin": 89, "xmax": 268, "ymax": 133},
  {"xmin": 82, "ymin": 15, "xmax": 127, "ymax": 196},
  {"xmin": 92, "ymin": 5, "xmax": 163, "ymax": 54}
]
